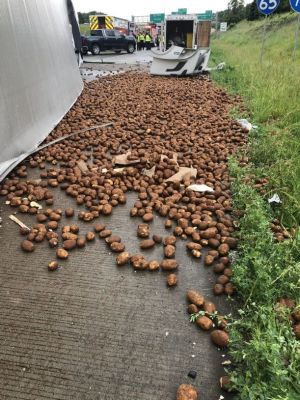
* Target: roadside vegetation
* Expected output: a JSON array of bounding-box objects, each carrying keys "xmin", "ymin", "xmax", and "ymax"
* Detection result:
[
  {"xmin": 211, "ymin": 13, "xmax": 300, "ymax": 399},
  {"xmin": 79, "ymin": 24, "xmax": 90, "ymax": 36}
]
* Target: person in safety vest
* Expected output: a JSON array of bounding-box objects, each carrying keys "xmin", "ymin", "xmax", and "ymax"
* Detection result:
[
  {"xmin": 138, "ymin": 33, "xmax": 145, "ymax": 50},
  {"xmin": 145, "ymin": 33, "xmax": 152, "ymax": 50}
]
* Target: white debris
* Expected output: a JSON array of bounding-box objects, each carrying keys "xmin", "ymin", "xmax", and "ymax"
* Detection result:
[
  {"xmin": 222, "ymin": 360, "xmax": 232, "ymax": 365},
  {"xmin": 191, "ymin": 354, "xmax": 196, "ymax": 358},
  {"xmin": 30, "ymin": 201, "xmax": 42, "ymax": 209},
  {"xmin": 165, "ymin": 331, "xmax": 169, "ymax": 337},
  {"xmin": 268, "ymin": 193, "xmax": 282, "ymax": 205},
  {"xmin": 237, "ymin": 118, "xmax": 252, "ymax": 131},
  {"xmin": 187, "ymin": 184, "xmax": 214, "ymax": 193}
]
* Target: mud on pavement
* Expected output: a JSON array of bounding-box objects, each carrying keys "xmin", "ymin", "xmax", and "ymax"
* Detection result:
[{"xmin": 0, "ymin": 72, "xmax": 248, "ymax": 400}]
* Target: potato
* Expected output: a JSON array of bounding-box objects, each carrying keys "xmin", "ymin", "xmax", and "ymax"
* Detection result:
[
  {"xmin": 203, "ymin": 301, "xmax": 216, "ymax": 314},
  {"xmin": 140, "ymin": 239, "xmax": 155, "ymax": 249},
  {"xmin": 213, "ymin": 284, "xmax": 224, "ymax": 295},
  {"xmin": 21, "ymin": 240, "xmax": 35, "ymax": 252},
  {"xmin": 166, "ymin": 274, "xmax": 177, "ymax": 287},
  {"xmin": 196, "ymin": 316, "xmax": 213, "ymax": 331},
  {"xmin": 213, "ymin": 263, "xmax": 225, "ymax": 274},
  {"xmin": 105, "ymin": 235, "xmax": 121, "ymax": 244},
  {"xmin": 191, "ymin": 250, "xmax": 201, "ymax": 258},
  {"xmin": 186, "ymin": 290, "xmax": 205, "ymax": 307},
  {"xmin": 218, "ymin": 243, "xmax": 230, "ymax": 256},
  {"xmin": 110, "ymin": 242, "xmax": 125, "ymax": 253},
  {"xmin": 63, "ymin": 239, "xmax": 77, "ymax": 250},
  {"xmin": 160, "ymin": 259, "xmax": 178, "ymax": 271},
  {"xmin": 148, "ymin": 260, "xmax": 160, "ymax": 271},
  {"xmin": 131, "ymin": 255, "xmax": 148, "ymax": 270},
  {"xmin": 56, "ymin": 248, "xmax": 69, "ymax": 259},
  {"xmin": 116, "ymin": 252, "xmax": 131, "ymax": 266},
  {"xmin": 152, "ymin": 234, "xmax": 162, "ymax": 244},
  {"xmin": 201, "ymin": 227, "xmax": 218, "ymax": 239},
  {"xmin": 217, "ymin": 275, "xmax": 230, "ymax": 285},
  {"xmin": 224, "ymin": 283, "xmax": 235, "ymax": 295},
  {"xmin": 99, "ymin": 229, "xmax": 112, "ymax": 238},
  {"xmin": 143, "ymin": 213, "xmax": 153, "ymax": 222},
  {"xmin": 293, "ymin": 324, "xmax": 300, "ymax": 339},
  {"xmin": 164, "ymin": 245, "xmax": 176, "ymax": 258},
  {"xmin": 292, "ymin": 309, "xmax": 300, "ymax": 322},
  {"xmin": 48, "ymin": 261, "xmax": 58, "ymax": 271},
  {"xmin": 137, "ymin": 224, "xmax": 150, "ymax": 238},
  {"xmin": 86, "ymin": 232, "xmax": 95, "ymax": 241},
  {"xmin": 77, "ymin": 237, "xmax": 86, "ymax": 248},
  {"xmin": 62, "ymin": 232, "xmax": 78, "ymax": 241},
  {"xmin": 176, "ymin": 384, "xmax": 198, "ymax": 400},
  {"xmin": 211, "ymin": 330, "xmax": 229, "ymax": 347},
  {"xmin": 164, "ymin": 236, "xmax": 176, "ymax": 246},
  {"xmin": 102, "ymin": 204, "xmax": 112, "ymax": 215},
  {"xmin": 205, "ymin": 255, "xmax": 214, "ymax": 266},
  {"xmin": 187, "ymin": 304, "xmax": 199, "ymax": 314},
  {"xmin": 65, "ymin": 208, "xmax": 74, "ymax": 217},
  {"xmin": 186, "ymin": 242, "xmax": 202, "ymax": 251},
  {"xmin": 94, "ymin": 223, "xmax": 106, "ymax": 232}
]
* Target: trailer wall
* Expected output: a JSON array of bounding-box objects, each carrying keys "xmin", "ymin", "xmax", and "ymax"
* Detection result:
[{"xmin": 0, "ymin": 0, "xmax": 83, "ymax": 180}]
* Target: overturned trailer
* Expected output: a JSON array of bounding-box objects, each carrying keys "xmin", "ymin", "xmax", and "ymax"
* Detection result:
[{"xmin": 151, "ymin": 14, "xmax": 211, "ymax": 76}]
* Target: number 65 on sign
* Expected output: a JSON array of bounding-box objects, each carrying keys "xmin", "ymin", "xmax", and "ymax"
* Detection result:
[{"xmin": 256, "ymin": 0, "xmax": 281, "ymax": 15}]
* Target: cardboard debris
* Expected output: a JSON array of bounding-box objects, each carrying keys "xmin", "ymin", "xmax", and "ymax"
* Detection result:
[
  {"xmin": 165, "ymin": 167, "xmax": 197, "ymax": 183},
  {"xmin": 113, "ymin": 152, "xmax": 140, "ymax": 166},
  {"xmin": 142, "ymin": 166, "xmax": 156, "ymax": 178},
  {"xmin": 187, "ymin": 184, "xmax": 214, "ymax": 193},
  {"xmin": 9, "ymin": 215, "xmax": 30, "ymax": 231},
  {"xmin": 77, "ymin": 160, "xmax": 89, "ymax": 174}
]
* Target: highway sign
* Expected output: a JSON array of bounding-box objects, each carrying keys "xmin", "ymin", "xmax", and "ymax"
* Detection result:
[
  {"xmin": 178, "ymin": 8, "xmax": 187, "ymax": 15},
  {"xmin": 220, "ymin": 22, "xmax": 228, "ymax": 32},
  {"xmin": 256, "ymin": 0, "xmax": 281, "ymax": 15},
  {"xmin": 290, "ymin": 0, "xmax": 300, "ymax": 13},
  {"xmin": 150, "ymin": 13, "xmax": 165, "ymax": 24}
]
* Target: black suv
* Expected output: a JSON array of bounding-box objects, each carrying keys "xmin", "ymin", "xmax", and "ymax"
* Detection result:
[{"xmin": 82, "ymin": 29, "xmax": 136, "ymax": 55}]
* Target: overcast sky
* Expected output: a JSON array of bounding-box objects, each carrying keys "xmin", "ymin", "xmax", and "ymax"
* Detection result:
[{"xmin": 73, "ymin": 0, "xmax": 252, "ymax": 20}]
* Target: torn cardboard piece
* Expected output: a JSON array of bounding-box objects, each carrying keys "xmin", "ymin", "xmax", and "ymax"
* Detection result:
[
  {"xmin": 77, "ymin": 160, "xmax": 89, "ymax": 174},
  {"xmin": 165, "ymin": 167, "xmax": 197, "ymax": 183},
  {"xmin": 142, "ymin": 166, "xmax": 156, "ymax": 178},
  {"xmin": 112, "ymin": 151, "xmax": 140, "ymax": 166}
]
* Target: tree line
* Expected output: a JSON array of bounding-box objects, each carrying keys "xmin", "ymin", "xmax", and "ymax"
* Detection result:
[{"xmin": 218, "ymin": 0, "xmax": 292, "ymax": 25}]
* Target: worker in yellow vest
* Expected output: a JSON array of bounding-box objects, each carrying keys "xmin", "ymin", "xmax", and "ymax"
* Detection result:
[
  {"xmin": 145, "ymin": 33, "xmax": 152, "ymax": 50},
  {"xmin": 138, "ymin": 33, "xmax": 145, "ymax": 50}
]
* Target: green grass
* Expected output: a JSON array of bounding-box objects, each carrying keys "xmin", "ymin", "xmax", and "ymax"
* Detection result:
[
  {"xmin": 79, "ymin": 24, "xmax": 90, "ymax": 36},
  {"xmin": 210, "ymin": 13, "xmax": 300, "ymax": 400}
]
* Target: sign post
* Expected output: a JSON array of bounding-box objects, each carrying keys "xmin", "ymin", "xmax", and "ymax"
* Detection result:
[
  {"xmin": 290, "ymin": 0, "xmax": 300, "ymax": 60},
  {"xmin": 256, "ymin": 0, "xmax": 281, "ymax": 63}
]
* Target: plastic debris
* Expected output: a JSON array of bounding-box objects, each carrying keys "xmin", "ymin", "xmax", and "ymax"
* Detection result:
[
  {"xmin": 188, "ymin": 370, "xmax": 197, "ymax": 379},
  {"xmin": 268, "ymin": 193, "xmax": 282, "ymax": 205},
  {"xmin": 187, "ymin": 184, "xmax": 214, "ymax": 193},
  {"xmin": 237, "ymin": 118, "xmax": 252, "ymax": 131}
]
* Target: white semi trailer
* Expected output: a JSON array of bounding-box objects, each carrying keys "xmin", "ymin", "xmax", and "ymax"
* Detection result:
[{"xmin": 151, "ymin": 14, "xmax": 211, "ymax": 76}]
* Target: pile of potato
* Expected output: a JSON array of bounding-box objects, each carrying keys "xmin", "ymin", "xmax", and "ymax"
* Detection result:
[{"xmin": 0, "ymin": 73, "xmax": 247, "ymax": 288}]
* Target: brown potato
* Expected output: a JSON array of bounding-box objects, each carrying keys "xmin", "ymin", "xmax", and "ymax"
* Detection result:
[
  {"xmin": 56, "ymin": 248, "xmax": 69, "ymax": 259},
  {"xmin": 164, "ymin": 236, "xmax": 176, "ymax": 246},
  {"xmin": 94, "ymin": 223, "xmax": 106, "ymax": 232},
  {"xmin": 203, "ymin": 301, "xmax": 216, "ymax": 314},
  {"xmin": 213, "ymin": 284, "xmax": 224, "ymax": 295},
  {"xmin": 186, "ymin": 290, "xmax": 205, "ymax": 307},
  {"xmin": 21, "ymin": 240, "xmax": 35, "ymax": 252},
  {"xmin": 152, "ymin": 234, "xmax": 162, "ymax": 244},
  {"xmin": 77, "ymin": 237, "xmax": 86, "ymax": 248},
  {"xmin": 65, "ymin": 208, "xmax": 74, "ymax": 217},
  {"xmin": 205, "ymin": 255, "xmax": 214, "ymax": 266},
  {"xmin": 116, "ymin": 252, "xmax": 131, "ymax": 266},
  {"xmin": 102, "ymin": 204, "xmax": 112, "ymax": 215},
  {"xmin": 211, "ymin": 330, "xmax": 229, "ymax": 347},
  {"xmin": 148, "ymin": 260, "xmax": 160, "ymax": 271},
  {"xmin": 187, "ymin": 304, "xmax": 199, "ymax": 314},
  {"xmin": 105, "ymin": 235, "xmax": 121, "ymax": 244},
  {"xmin": 196, "ymin": 316, "xmax": 213, "ymax": 331},
  {"xmin": 164, "ymin": 245, "xmax": 176, "ymax": 258},
  {"xmin": 166, "ymin": 274, "xmax": 177, "ymax": 287},
  {"xmin": 99, "ymin": 229, "xmax": 112, "ymax": 238},
  {"xmin": 63, "ymin": 239, "xmax": 77, "ymax": 250},
  {"xmin": 186, "ymin": 242, "xmax": 202, "ymax": 251},
  {"xmin": 143, "ymin": 213, "xmax": 153, "ymax": 222},
  {"xmin": 86, "ymin": 232, "xmax": 95, "ymax": 241},
  {"xmin": 48, "ymin": 261, "xmax": 58, "ymax": 271},
  {"xmin": 137, "ymin": 224, "xmax": 150, "ymax": 238},
  {"xmin": 218, "ymin": 243, "xmax": 230, "ymax": 256},
  {"xmin": 176, "ymin": 384, "xmax": 198, "ymax": 400},
  {"xmin": 140, "ymin": 239, "xmax": 155, "ymax": 249},
  {"xmin": 160, "ymin": 259, "xmax": 178, "ymax": 271},
  {"xmin": 110, "ymin": 242, "xmax": 125, "ymax": 253}
]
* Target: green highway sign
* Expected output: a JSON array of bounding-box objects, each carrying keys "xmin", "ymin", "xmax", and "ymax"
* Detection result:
[
  {"xmin": 197, "ymin": 10, "xmax": 213, "ymax": 21},
  {"xmin": 178, "ymin": 8, "xmax": 187, "ymax": 15},
  {"xmin": 150, "ymin": 13, "xmax": 165, "ymax": 23}
]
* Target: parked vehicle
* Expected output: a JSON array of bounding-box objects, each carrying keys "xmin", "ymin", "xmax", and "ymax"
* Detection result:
[{"xmin": 82, "ymin": 29, "xmax": 136, "ymax": 55}]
